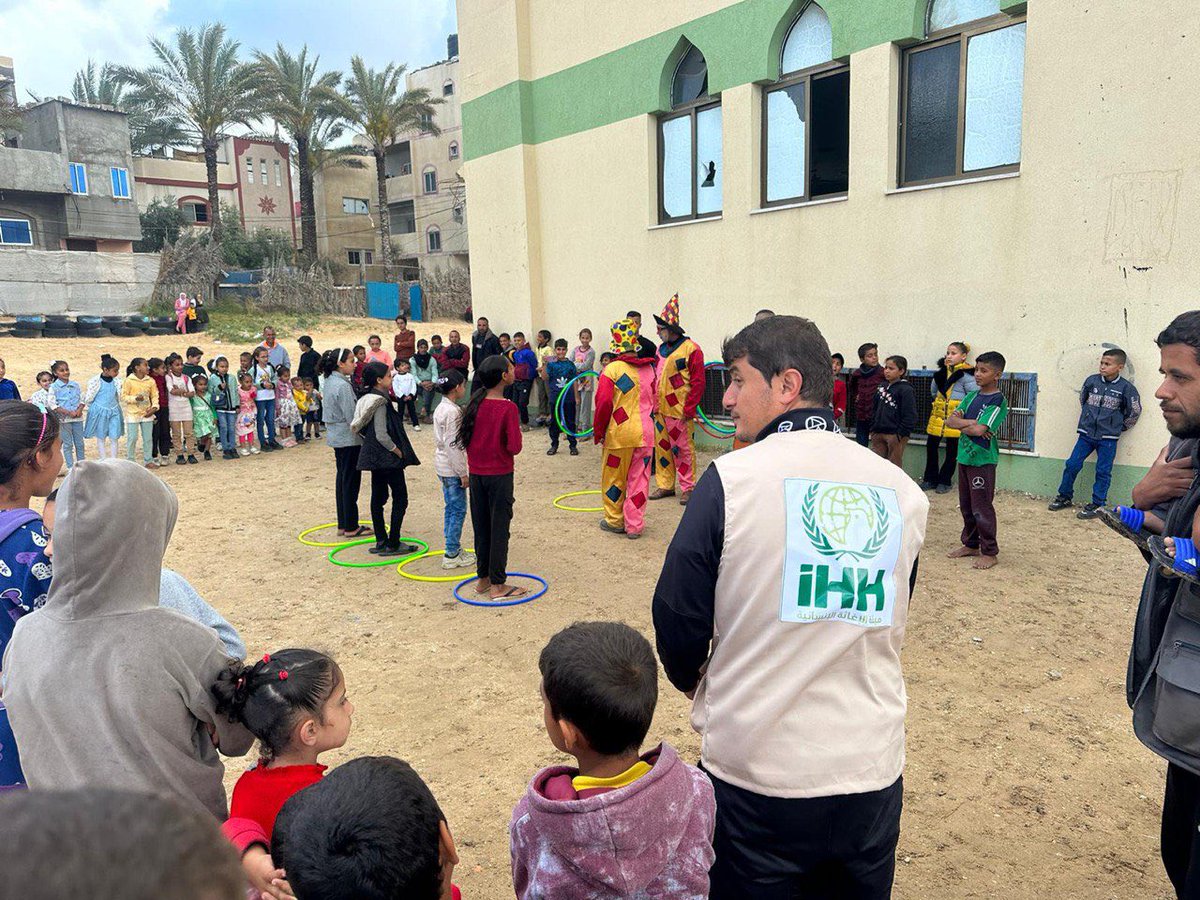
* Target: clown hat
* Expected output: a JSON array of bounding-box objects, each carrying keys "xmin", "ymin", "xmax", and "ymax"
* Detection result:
[
  {"xmin": 653, "ymin": 293, "xmax": 681, "ymax": 331},
  {"xmin": 610, "ymin": 318, "xmax": 638, "ymax": 355}
]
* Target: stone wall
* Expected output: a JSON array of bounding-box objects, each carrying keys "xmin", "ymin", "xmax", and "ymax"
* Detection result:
[{"xmin": 0, "ymin": 249, "xmax": 160, "ymax": 314}]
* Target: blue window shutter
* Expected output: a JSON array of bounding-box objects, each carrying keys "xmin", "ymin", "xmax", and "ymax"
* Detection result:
[
  {"xmin": 0, "ymin": 219, "xmax": 33, "ymax": 244},
  {"xmin": 121, "ymin": 169, "xmax": 129, "ymax": 197},
  {"xmin": 111, "ymin": 167, "xmax": 119, "ymax": 195}
]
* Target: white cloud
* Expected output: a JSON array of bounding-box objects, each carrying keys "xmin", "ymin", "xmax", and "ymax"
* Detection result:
[{"xmin": 0, "ymin": 0, "xmax": 171, "ymax": 99}]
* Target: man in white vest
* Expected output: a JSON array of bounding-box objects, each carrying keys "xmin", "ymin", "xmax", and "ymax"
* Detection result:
[{"xmin": 653, "ymin": 315, "xmax": 929, "ymax": 899}]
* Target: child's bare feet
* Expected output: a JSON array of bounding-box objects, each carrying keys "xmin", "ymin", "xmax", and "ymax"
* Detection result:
[
  {"xmin": 1164, "ymin": 537, "xmax": 1177, "ymax": 558},
  {"xmin": 947, "ymin": 546, "xmax": 980, "ymax": 559},
  {"xmin": 474, "ymin": 577, "xmax": 491, "ymax": 594},
  {"xmin": 973, "ymin": 554, "xmax": 998, "ymax": 570}
]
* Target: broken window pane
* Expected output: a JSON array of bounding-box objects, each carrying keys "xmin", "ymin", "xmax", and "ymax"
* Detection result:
[
  {"xmin": 672, "ymin": 45, "xmax": 709, "ymax": 107},
  {"xmin": 695, "ymin": 106, "xmax": 722, "ymax": 215},
  {"xmin": 781, "ymin": 4, "xmax": 833, "ymax": 75},
  {"xmin": 903, "ymin": 41, "xmax": 960, "ymax": 183},
  {"xmin": 766, "ymin": 83, "xmax": 806, "ymax": 203},
  {"xmin": 964, "ymin": 23, "xmax": 1026, "ymax": 171},
  {"xmin": 929, "ymin": 0, "xmax": 1000, "ymax": 32},
  {"xmin": 661, "ymin": 115, "xmax": 693, "ymax": 218}
]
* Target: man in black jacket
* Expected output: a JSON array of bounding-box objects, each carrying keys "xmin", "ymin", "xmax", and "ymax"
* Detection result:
[{"xmin": 471, "ymin": 317, "xmax": 502, "ymax": 393}]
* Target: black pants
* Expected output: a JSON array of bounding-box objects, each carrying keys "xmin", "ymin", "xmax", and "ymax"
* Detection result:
[
  {"xmin": 512, "ymin": 380, "xmax": 532, "ymax": 425},
  {"xmin": 923, "ymin": 435, "xmax": 959, "ymax": 486},
  {"xmin": 958, "ymin": 463, "xmax": 999, "ymax": 556},
  {"xmin": 153, "ymin": 408, "xmax": 172, "ymax": 457},
  {"xmin": 548, "ymin": 390, "xmax": 576, "ymax": 449},
  {"xmin": 334, "ymin": 445, "xmax": 363, "ymax": 531},
  {"xmin": 709, "ymin": 772, "xmax": 903, "ymax": 900},
  {"xmin": 470, "ymin": 473, "xmax": 513, "ymax": 584},
  {"xmin": 400, "ymin": 396, "xmax": 419, "ymax": 427},
  {"xmin": 1163, "ymin": 763, "xmax": 1200, "ymax": 898},
  {"xmin": 369, "ymin": 467, "xmax": 408, "ymax": 548},
  {"xmin": 855, "ymin": 419, "xmax": 871, "ymax": 447}
]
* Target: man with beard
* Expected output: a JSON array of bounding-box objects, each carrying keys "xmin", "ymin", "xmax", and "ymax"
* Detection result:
[
  {"xmin": 471, "ymin": 317, "xmax": 502, "ymax": 393},
  {"xmin": 1127, "ymin": 310, "xmax": 1200, "ymax": 899}
]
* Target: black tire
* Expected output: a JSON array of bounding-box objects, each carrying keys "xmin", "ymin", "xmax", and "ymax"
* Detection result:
[
  {"xmin": 152, "ymin": 316, "xmax": 174, "ymax": 328},
  {"xmin": 77, "ymin": 315, "xmax": 103, "ymax": 326},
  {"xmin": 13, "ymin": 329, "xmax": 44, "ymax": 338},
  {"xmin": 111, "ymin": 326, "xmax": 143, "ymax": 337},
  {"xmin": 44, "ymin": 329, "xmax": 77, "ymax": 339},
  {"xmin": 101, "ymin": 317, "xmax": 126, "ymax": 327},
  {"xmin": 15, "ymin": 316, "xmax": 44, "ymax": 326},
  {"xmin": 46, "ymin": 314, "xmax": 71, "ymax": 323},
  {"xmin": 144, "ymin": 326, "xmax": 173, "ymax": 336},
  {"xmin": 78, "ymin": 327, "xmax": 112, "ymax": 338},
  {"xmin": 126, "ymin": 315, "xmax": 152, "ymax": 325}
]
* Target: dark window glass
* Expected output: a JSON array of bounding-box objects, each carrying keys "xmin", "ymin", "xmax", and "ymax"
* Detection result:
[
  {"xmin": 672, "ymin": 45, "xmax": 708, "ymax": 106},
  {"xmin": 810, "ymin": 70, "xmax": 850, "ymax": 197},
  {"xmin": 904, "ymin": 41, "xmax": 961, "ymax": 183}
]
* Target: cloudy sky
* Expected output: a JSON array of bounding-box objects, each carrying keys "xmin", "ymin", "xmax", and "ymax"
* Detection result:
[{"xmin": 0, "ymin": 0, "xmax": 458, "ymax": 100}]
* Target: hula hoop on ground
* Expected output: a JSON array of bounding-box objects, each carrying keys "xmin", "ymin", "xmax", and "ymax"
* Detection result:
[
  {"xmin": 552, "ymin": 489, "xmax": 604, "ymax": 513},
  {"xmin": 328, "ymin": 537, "xmax": 429, "ymax": 569},
  {"xmin": 698, "ymin": 361, "xmax": 736, "ymax": 439},
  {"xmin": 297, "ymin": 522, "xmax": 372, "ymax": 548},
  {"xmin": 555, "ymin": 371, "xmax": 599, "ymax": 439},
  {"xmin": 396, "ymin": 548, "xmax": 479, "ymax": 583},
  {"xmin": 453, "ymin": 573, "xmax": 548, "ymax": 608}
]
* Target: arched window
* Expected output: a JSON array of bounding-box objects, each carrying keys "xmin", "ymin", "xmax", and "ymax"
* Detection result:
[
  {"xmin": 900, "ymin": 0, "xmax": 1026, "ymax": 186},
  {"xmin": 422, "ymin": 166, "xmax": 438, "ymax": 194},
  {"xmin": 658, "ymin": 41, "xmax": 722, "ymax": 223},
  {"xmin": 448, "ymin": 141, "xmax": 459, "ymax": 161},
  {"xmin": 426, "ymin": 225, "xmax": 442, "ymax": 253},
  {"xmin": 762, "ymin": 3, "xmax": 849, "ymax": 206}
]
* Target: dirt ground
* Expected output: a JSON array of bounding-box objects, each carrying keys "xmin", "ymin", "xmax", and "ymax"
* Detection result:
[{"xmin": 0, "ymin": 317, "xmax": 1174, "ymax": 898}]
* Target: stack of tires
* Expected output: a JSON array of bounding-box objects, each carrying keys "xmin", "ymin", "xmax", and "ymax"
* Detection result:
[
  {"xmin": 76, "ymin": 316, "xmax": 111, "ymax": 339},
  {"xmin": 147, "ymin": 316, "xmax": 174, "ymax": 336},
  {"xmin": 12, "ymin": 316, "xmax": 44, "ymax": 339},
  {"xmin": 44, "ymin": 315, "xmax": 77, "ymax": 340}
]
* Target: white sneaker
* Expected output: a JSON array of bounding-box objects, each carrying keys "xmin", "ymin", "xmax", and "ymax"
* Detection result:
[
  {"xmin": 413, "ymin": 424, "xmax": 421, "ymax": 432},
  {"xmin": 442, "ymin": 550, "xmax": 477, "ymax": 569},
  {"xmin": 239, "ymin": 447, "xmax": 250, "ymax": 456},
  {"xmin": 250, "ymin": 445, "xmax": 261, "ymax": 455}
]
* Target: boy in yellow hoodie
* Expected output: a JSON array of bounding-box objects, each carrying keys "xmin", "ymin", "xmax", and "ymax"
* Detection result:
[{"xmin": 593, "ymin": 319, "xmax": 659, "ymax": 539}]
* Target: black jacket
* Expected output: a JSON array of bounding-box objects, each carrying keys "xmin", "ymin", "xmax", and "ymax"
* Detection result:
[
  {"xmin": 472, "ymin": 330, "xmax": 502, "ymax": 371},
  {"xmin": 356, "ymin": 395, "xmax": 420, "ymax": 471},
  {"xmin": 869, "ymin": 380, "xmax": 917, "ymax": 438}
]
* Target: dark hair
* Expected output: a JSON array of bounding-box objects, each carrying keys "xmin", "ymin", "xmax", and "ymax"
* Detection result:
[
  {"xmin": 0, "ymin": 400, "xmax": 61, "ymax": 486},
  {"xmin": 831, "ymin": 352, "xmax": 844, "ymax": 365},
  {"xmin": 856, "ymin": 342, "xmax": 877, "ymax": 361},
  {"xmin": 626, "ymin": 310, "xmax": 640, "ymax": 319},
  {"xmin": 435, "ymin": 369, "xmax": 465, "ymax": 395},
  {"xmin": 417, "ymin": 338, "xmax": 428, "ymax": 348},
  {"xmin": 51, "ymin": 360, "xmax": 68, "ymax": 376},
  {"xmin": 368, "ymin": 334, "xmax": 381, "ymax": 343},
  {"xmin": 148, "ymin": 357, "xmax": 165, "ymax": 372},
  {"xmin": 975, "ymin": 351, "xmax": 1006, "ymax": 371},
  {"xmin": 499, "ymin": 332, "xmax": 511, "ymax": 341},
  {"xmin": 192, "ymin": 372, "xmax": 209, "ymax": 387},
  {"xmin": 513, "ymin": 331, "xmax": 525, "ymax": 340},
  {"xmin": 553, "ymin": 338, "xmax": 568, "ymax": 350},
  {"xmin": 165, "ymin": 353, "xmax": 181, "ymax": 366},
  {"xmin": 274, "ymin": 757, "xmax": 445, "ymax": 900},
  {"xmin": 278, "ymin": 365, "xmax": 291, "ymax": 377},
  {"xmin": 755, "ymin": 309, "xmax": 775, "ymax": 318},
  {"xmin": 540, "ymin": 622, "xmax": 657, "ymax": 756},
  {"xmin": 579, "ymin": 328, "xmax": 592, "ymax": 339},
  {"xmin": 457, "ymin": 356, "xmax": 509, "ymax": 448},
  {"xmin": 353, "ymin": 344, "xmax": 366, "ymax": 354},
  {"xmin": 36, "ymin": 370, "xmax": 52, "ymax": 382},
  {"xmin": 396, "ymin": 315, "xmax": 408, "ymax": 325},
  {"xmin": 722, "ymin": 315, "xmax": 834, "ymax": 408},
  {"xmin": 209, "ymin": 355, "xmax": 228, "ymax": 373},
  {"xmin": 239, "ymin": 371, "xmax": 253, "ymax": 384},
  {"xmin": 361, "ymin": 362, "xmax": 390, "ymax": 392},
  {"xmin": 298, "ymin": 335, "xmax": 313, "ymax": 349},
  {"xmin": 599, "ymin": 352, "xmax": 616, "ymax": 365},
  {"xmin": 186, "ymin": 346, "xmax": 202, "ymax": 359},
  {"xmin": 537, "ymin": 329, "xmax": 551, "ymax": 341},
  {"xmin": 240, "ymin": 351, "xmax": 252, "ymax": 360},
  {"xmin": 320, "ymin": 348, "xmax": 352, "ymax": 378},
  {"xmin": 949, "ymin": 341, "xmax": 970, "ymax": 356},
  {"xmin": 886, "ymin": 355, "xmax": 908, "ymax": 375},
  {"xmin": 1157, "ymin": 312, "xmax": 1200, "ymax": 364},
  {"xmin": 46, "ymin": 488, "xmax": 57, "ymax": 503},
  {"xmin": 100, "ymin": 354, "xmax": 119, "ymax": 372},
  {"xmin": 1102, "ymin": 347, "xmax": 1128, "ymax": 365},
  {"xmin": 0, "ymin": 788, "xmax": 244, "ymax": 900},
  {"xmin": 431, "ymin": 334, "xmax": 443, "ymax": 343},
  {"xmin": 212, "ymin": 649, "xmax": 340, "ymax": 761}
]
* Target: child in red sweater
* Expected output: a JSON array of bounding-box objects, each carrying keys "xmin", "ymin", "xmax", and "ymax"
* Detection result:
[
  {"xmin": 458, "ymin": 354, "xmax": 525, "ymax": 600},
  {"xmin": 213, "ymin": 649, "xmax": 353, "ymax": 899}
]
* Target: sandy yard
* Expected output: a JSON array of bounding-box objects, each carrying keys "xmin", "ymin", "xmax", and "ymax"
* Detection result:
[{"xmin": 0, "ymin": 316, "xmax": 1174, "ymax": 899}]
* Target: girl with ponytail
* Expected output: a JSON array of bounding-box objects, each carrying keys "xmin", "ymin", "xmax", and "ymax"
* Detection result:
[
  {"xmin": 320, "ymin": 348, "xmax": 370, "ymax": 538},
  {"xmin": 213, "ymin": 648, "xmax": 353, "ymax": 896},
  {"xmin": 0, "ymin": 400, "xmax": 63, "ymax": 786},
  {"xmin": 432, "ymin": 369, "xmax": 475, "ymax": 571},
  {"xmin": 458, "ymin": 355, "xmax": 528, "ymax": 600}
]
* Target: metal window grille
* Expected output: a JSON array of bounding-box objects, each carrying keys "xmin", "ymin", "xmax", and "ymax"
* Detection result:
[{"xmin": 699, "ymin": 363, "xmax": 732, "ymax": 427}]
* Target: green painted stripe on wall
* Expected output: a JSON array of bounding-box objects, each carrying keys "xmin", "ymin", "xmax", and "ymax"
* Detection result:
[{"xmin": 463, "ymin": 0, "xmax": 929, "ymax": 161}]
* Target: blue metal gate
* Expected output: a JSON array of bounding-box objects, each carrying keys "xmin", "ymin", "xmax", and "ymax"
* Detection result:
[{"xmin": 365, "ymin": 282, "xmax": 400, "ymax": 320}]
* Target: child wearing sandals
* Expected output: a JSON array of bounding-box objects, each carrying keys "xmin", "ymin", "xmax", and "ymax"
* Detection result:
[
  {"xmin": 215, "ymin": 649, "xmax": 353, "ymax": 900},
  {"xmin": 433, "ymin": 370, "xmax": 476, "ymax": 572}
]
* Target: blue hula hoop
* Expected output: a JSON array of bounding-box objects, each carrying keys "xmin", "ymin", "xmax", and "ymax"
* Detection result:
[
  {"xmin": 453, "ymin": 573, "xmax": 549, "ymax": 607},
  {"xmin": 555, "ymin": 370, "xmax": 600, "ymax": 439}
]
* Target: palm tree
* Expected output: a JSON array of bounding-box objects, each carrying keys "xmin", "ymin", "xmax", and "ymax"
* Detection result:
[
  {"xmin": 252, "ymin": 44, "xmax": 343, "ymax": 265},
  {"xmin": 342, "ymin": 57, "xmax": 441, "ymax": 279},
  {"xmin": 72, "ymin": 59, "xmax": 186, "ymax": 156},
  {"xmin": 115, "ymin": 23, "xmax": 259, "ymax": 240}
]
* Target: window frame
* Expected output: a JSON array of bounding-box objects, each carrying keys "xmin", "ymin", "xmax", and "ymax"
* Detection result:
[
  {"xmin": 422, "ymin": 168, "xmax": 438, "ymax": 195},
  {"xmin": 657, "ymin": 96, "xmax": 722, "ymax": 225},
  {"xmin": 448, "ymin": 141, "xmax": 459, "ymax": 160},
  {"xmin": 274, "ymin": 159, "xmax": 282, "ymax": 186},
  {"xmin": 443, "ymin": 80, "xmax": 454, "ymax": 96},
  {"xmin": 898, "ymin": 11, "xmax": 1026, "ymax": 188},
  {"xmin": 342, "ymin": 196, "xmax": 369, "ymax": 215},
  {"xmin": 246, "ymin": 156, "xmax": 254, "ymax": 184},
  {"xmin": 427, "ymin": 226, "xmax": 442, "ymax": 253},
  {"xmin": 69, "ymin": 162, "xmax": 88, "ymax": 195},
  {"xmin": 110, "ymin": 166, "xmax": 131, "ymax": 199},
  {"xmin": 760, "ymin": 59, "xmax": 849, "ymax": 208},
  {"xmin": 0, "ymin": 217, "xmax": 34, "ymax": 246},
  {"xmin": 182, "ymin": 200, "xmax": 209, "ymax": 224}
]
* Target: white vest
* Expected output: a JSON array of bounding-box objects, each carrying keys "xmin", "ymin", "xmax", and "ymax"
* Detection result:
[{"xmin": 693, "ymin": 430, "xmax": 929, "ymax": 798}]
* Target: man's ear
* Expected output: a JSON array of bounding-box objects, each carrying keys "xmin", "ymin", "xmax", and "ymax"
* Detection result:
[{"xmin": 775, "ymin": 368, "xmax": 804, "ymax": 405}]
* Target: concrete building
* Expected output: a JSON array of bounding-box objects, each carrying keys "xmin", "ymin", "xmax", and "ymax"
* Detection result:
[
  {"xmin": 132, "ymin": 136, "xmax": 296, "ymax": 242},
  {"xmin": 0, "ymin": 99, "xmax": 142, "ymax": 251},
  {"xmin": 312, "ymin": 153, "xmax": 400, "ymax": 281},
  {"xmin": 457, "ymin": 0, "xmax": 1200, "ymax": 497}
]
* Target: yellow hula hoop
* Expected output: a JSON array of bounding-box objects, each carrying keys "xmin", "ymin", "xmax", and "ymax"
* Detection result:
[
  {"xmin": 396, "ymin": 549, "xmax": 479, "ymax": 583},
  {"xmin": 297, "ymin": 522, "xmax": 371, "ymax": 548},
  {"xmin": 553, "ymin": 490, "xmax": 604, "ymax": 513}
]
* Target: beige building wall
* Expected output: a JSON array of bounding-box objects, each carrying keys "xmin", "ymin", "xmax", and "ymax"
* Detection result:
[
  {"xmin": 313, "ymin": 156, "xmax": 384, "ymax": 281},
  {"xmin": 457, "ymin": 0, "xmax": 1200, "ymax": 496}
]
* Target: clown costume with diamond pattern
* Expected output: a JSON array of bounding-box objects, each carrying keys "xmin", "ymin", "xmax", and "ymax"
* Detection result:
[
  {"xmin": 593, "ymin": 319, "xmax": 659, "ymax": 536},
  {"xmin": 653, "ymin": 294, "xmax": 706, "ymax": 497}
]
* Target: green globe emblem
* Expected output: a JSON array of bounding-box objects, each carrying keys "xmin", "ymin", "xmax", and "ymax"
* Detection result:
[{"xmin": 816, "ymin": 486, "xmax": 875, "ymax": 549}]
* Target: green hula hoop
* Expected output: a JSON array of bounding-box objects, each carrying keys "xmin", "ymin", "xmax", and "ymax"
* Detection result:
[
  {"xmin": 698, "ymin": 362, "xmax": 736, "ymax": 437},
  {"xmin": 328, "ymin": 537, "xmax": 429, "ymax": 569},
  {"xmin": 297, "ymin": 522, "xmax": 373, "ymax": 548},
  {"xmin": 555, "ymin": 370, "xmax": 599, "ymax": 439},
  {"xmin": 396, "ymin": 548, "xmax": 479, "ymax": 583}
]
